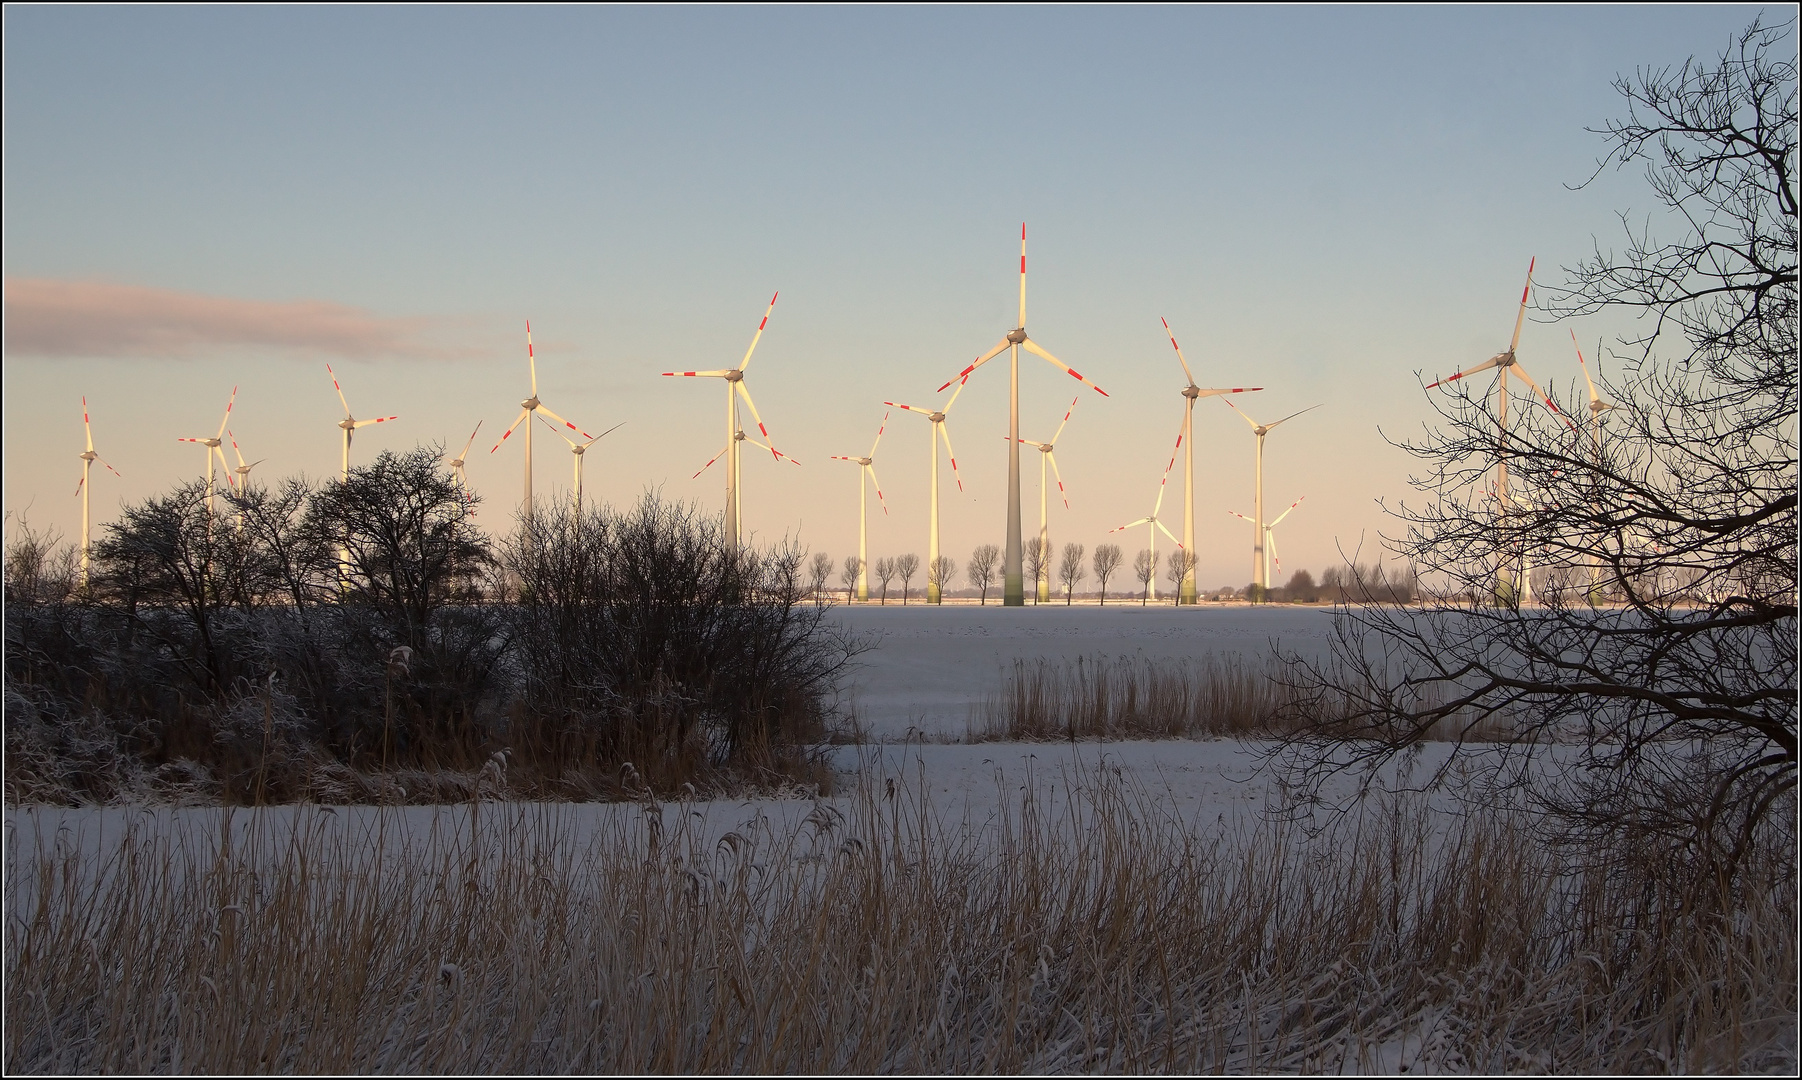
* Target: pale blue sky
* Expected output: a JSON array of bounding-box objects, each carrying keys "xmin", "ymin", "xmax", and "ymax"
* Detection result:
[{"xmin": 3, "ymin": 5, "xmax": 1767, "ymax": 587}]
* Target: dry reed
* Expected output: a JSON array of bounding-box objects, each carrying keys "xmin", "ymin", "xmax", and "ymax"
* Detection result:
[
  {"xmin": 968, "ymin": 654, "xmax": 1300, "ymax": 742},
  {"xmin": 6, "ymin": 768, "xmax": 1793, "ymax": 1073}
]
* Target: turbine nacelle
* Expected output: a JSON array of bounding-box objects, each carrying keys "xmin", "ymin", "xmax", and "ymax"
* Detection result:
[
  {"xmin": 339, "ymin": 418, "xmax": 357, "ymax": 432},
  {"xmin": 522, "ymin": 395, "xmax": 541, "ymax": 411},
  {"xmin": 1182, "ymin": 385, "xmax": 1201, "ymax": 399},
  {"xmin": 80, "ymin": 450, "xmax": 98, "ymax": 463},
  {"xmin": 1006, "ymin": 328, "xmax": 1028, "ymax": 344},
  {"xmin": 724, "ymin": 369, "xmax": 745, "ymax": 383}
]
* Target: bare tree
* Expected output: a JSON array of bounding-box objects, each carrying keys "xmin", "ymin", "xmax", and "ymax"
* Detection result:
[
  {"xmin": 873, "ymin": 557, "xmax": 896, "ymax": 605},
  {"xmin": 895, "ymin": 553, "xmax": 920, "ymax": 605},
  {"xmin": 1284, "ymin": 568, "xmax": 1319, "ymax": 603},
  {"xmin": 1132, "ymin": 549, "xmax": 1155, "ymax": 606},
  {"xmin": 1058, "ymin": 543, "xmax": 1087, "ymax": 605},
  {"xmin": 1165, "ymin": 550, "xmax": 1197, "ymax": 606},
  {"xmin": 808, "ymin": 551, "xmax": 834, "ymax": 604},
  {"xmin": 928, "ymin": 555, "xmax": 957, "ymax": 603},
  {"xmin": 1023, "ymin": 539, "xmax": 1050, "ymax": 605},
  {"xmin": 841, "ymin": 554, "xmax": 861, "ymax": 602},
  {"xmin": 1091, "ymin": 543, "xmax": 1123, "ymax": 605},
  {"xmin": 1281, "ymin": 17, "xmax": 1797, "ymax": 884},
  {"xmin": 968, "ymin": 544, "xmax": 1000, "ymax": 605}
]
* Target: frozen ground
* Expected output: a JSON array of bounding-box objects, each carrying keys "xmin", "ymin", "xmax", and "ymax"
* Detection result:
[{"xmin": 826, "ymin": 602, "xmax": 1334, "ymax": 740}]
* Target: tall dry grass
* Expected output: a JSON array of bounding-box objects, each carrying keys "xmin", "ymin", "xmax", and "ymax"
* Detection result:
[
  {"xmin": 968, "ymin": 654, "xmax": 1299, "ymax": 742},
  {"xmin": 7, "ymin": 769, "xmax": 1794, "ymax": 1073}
]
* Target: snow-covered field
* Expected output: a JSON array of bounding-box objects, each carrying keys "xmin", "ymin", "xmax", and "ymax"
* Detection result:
[{"xmin": 828, "ymin": 602, "xmax": 1333, "ymax": 740}]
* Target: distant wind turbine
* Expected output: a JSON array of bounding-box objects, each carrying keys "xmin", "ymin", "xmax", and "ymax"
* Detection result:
[
  {"xmin": 1229, "ymin": 495, "xmax": 1305, "ymax": 589},
  {"xmin": 491, "ymin": 322, "xmax": 592, "ymax": 524},
  {"xmin": 1108, "ymin": 420, "xmax": 1186, "ymax": 604},
  {"xmin": 75, "ymin": 397, "xmax": 122, "ymax": 588},
  {"xmin": 1424, "ymin": 259, "xmax": 1572, "ymax": 604},
  {"xmin": 886, "ymin": 377, "xmax": 972, "ymax": 604},
  {"xmin": 326, "ymin": 365, "xmax": 398, "ymax": 482},
  {"xmin": 444, "ymin": 420, "xmax": 483, "ymax": 504},
  {"xmin": 1221, "ymin": 398, "xmax": 1320, "ymax": 594},
  {"xmin": 1160, "ymin": 318, "xmax": 1262, "ymax": 604},
  {"xmin": 829, "ymin": 412, "xmax": 891, "ymax": 602},
  {"xmin": 1014, "ymin": 396, "xmax": 1080, "ymax": 603},
  {"xmin": 933, "ymin": 225, "xmax": 1108, "ymax": 605},
  {"xmin": 176, "ymin": 385, "xmax": 238, "ymax": 516},
  {"xmin": 539, "ymin": 413, "xmax": 624, "ymax": 515},
  {"xmin": 662, "ymin": 293, "xmax": 798, "ymax": 547}
]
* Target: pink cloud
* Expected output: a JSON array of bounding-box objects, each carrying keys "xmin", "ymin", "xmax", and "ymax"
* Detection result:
[{"xmin": 4, "ymin": 277, "xmax": 463, "ymax": 360}]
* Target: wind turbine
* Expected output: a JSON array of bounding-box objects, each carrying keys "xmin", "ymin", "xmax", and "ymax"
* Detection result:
[
  {"xmin": 326, "ymin": 365, "xmax": 398, "ymax": 482},
  {"xmin": 1424, "ymin": 259, "xmax": 1572, "ymax": 604},
  {"xmin": 662, "ymin": 293, "xmax": 798, "ymax": 547},
  {"xmin": 886, "ymin": 377, "xmax": 971, "ymax": 604},
  {"xmin": 829, "ymin": 412, "xmax": 891, "ymax": 602},
  {"xmin": 1013, "ymin": 396, "xmax": 1080, "ymax": 603},
  {"xmin": 1108, "ymin": 420, "xmax": 1185, "ymax": 604},
  {"xmin": 491, "ymin": 322, "xmax": 592, "ymax": 524},
  {"xmin": 177, "ymin": 385, "xmax": 238, "ymax": 515},
  {"xmin": 1160, "ymin": 318, "xmax": 1262, "ymax": 604},
  {"xmin": 444, "ymin": 420, "xmax": 483, "ymax": 503},
  {"xmin": 224, "ymin": 430, "xmax": 263, "ymax": 530},
  {"xmin": 1573, "ymin": 331, "xmax": 1617, "ymax": 605},
  {"xmin": 74, "ymin": 397, "xmax": 122, "ymax": 588},
  {"xmin": 538, "ymin": 413, "xmax": 625, "ymax": 515},
  {"xmin": 1229, "ymin": 495, "xmax": 1305, "ymax": 591},
  {"xmin": 1221, "ymin": 398, "xmax": 1320, "ymax": 595},
  {"xmin": 934, "ymin": 226, "xmax": 1108, "ymax": 605}
]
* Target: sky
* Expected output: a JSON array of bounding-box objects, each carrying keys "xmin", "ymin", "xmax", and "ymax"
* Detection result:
[{"xmin": 3, "ymin": 5, "xmax": 1769, "ymax": 590}]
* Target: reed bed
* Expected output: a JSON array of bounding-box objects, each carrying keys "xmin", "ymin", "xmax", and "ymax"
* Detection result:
[
  {"xmin": 968, "ymin": 654, "xmax": 1300, "ymax": 742},
  {"xmin": 7, "ymin": 771, "xmax": 1793, "ymax": 1073}
]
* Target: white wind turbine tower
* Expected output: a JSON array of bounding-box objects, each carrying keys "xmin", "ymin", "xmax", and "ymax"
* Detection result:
[
  {"xmin": 538, "ymin": 413, "xmax": 625, "ymax": 515},
  {"xmin": 444, "ymin": 420, "xmax": 483, "ymax": 504},
  {"xmin": 177, "ymin": 385, "xmax": 239, "ymax": 515},
  {"xmin": 1229, "ymin": 495, "xmax": 1305, "ymax": 592},
  {"xmin": 886, "ymin": 377, "xmax": 972, "ymax": 604},
  {"xmin": 1108, "ymin": 421, "xmax": 1186, "ymax": 604},
  {"xmin": 74, "ymin": 397, "xmax": 122, "ymax": 588},
  {"xmin": 1221, "ymin": 398, "xmax": 1320, "ymax": 595},
  {"xmin": 1161, "ymin": 317, "xmax": 1262, "ymax": 605},
  {"xmin": 934, "ymin": 225, "xmax": 1108, "ymax": 605},
  {"xmin": 1424, "ymin": 259, "xmax": 1572, "ymax": 604},
  {"xmin": 1013, "ymin": 396, "xmax": 1080, "ymax": 603},
  {"xmin": 491, "ymin": 322, "xmax": 593, "ymax": 524},
  {"xmin": 663, "ymin": 293, "xmax": 798, "ymax": 547},
  {"xmin": 829, "ymin": 412, "xmax": 891, "ymax": 602},
  {"xmin": 326, "ymin": 365, "xmax": 399, "ymax": 482}
]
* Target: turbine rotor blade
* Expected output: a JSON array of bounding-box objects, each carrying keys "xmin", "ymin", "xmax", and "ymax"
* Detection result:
[
  {"xmin": 82, "ymin": 397, "xmax": 94, "ymax": 452},
  {"xmin": 1269, "ymin": 495, "xmax": 1306, "ymax": 527},
  {"xmin": 869, "ymin": 410, "xmax": 889, "ymax": 458},
  {"xmin": 582, "ymin": 421, "xmax": 626, "ymax": 448},
  {"xmin": 1156, "ymin": 520, "xmax": 1183, "ymax": 549},
  {"xmin": 1507, "ymin": 361, "xmax": 1574, "ymax": 428},
  {"xmin": 738, "ymin": 292, "xmax": 778, "ymax": 373},
  {"xmin": 1111, "ymin": 517, "xmax": 1153, "ymax": 533},
  {"xmin": 526, "ymin": 320, "xmax": 537, "ymax": 396},
  {"xmin": 866, "ymin": 464, "xmax": 889, "ymax": 514},
  {"xmin": 1161, "ymin": 317, "xmax": 1198, "ymax": 387},
  {"xmin": 935, "ymin": 338, "xmax": 1012, "ymax": 393},
  {"xmin": 228, "ymin": 429, "xmax": 247, "ymax": 469},
  {"xmin": 662, "ymin": 369, "xmax": 735, "ymax": 378},
  {"xmin": 1269, "ymin": 530, "xmax": 1282, "ymax": 575},
  {"xmin": 939, "ymin": 422, "xmax": 964, "ymax": 492},
  {"xmin": 1220, "ymin": 397, "xmax": 1262, "ymax": 429},
  {"xmin": 1194, "ymin": 386, "xmax": 1262, "ymax": 399},
  {"xmin": 353, "ymin": 416, "xmax": 398, "ymax": 428},
  {"xmin": 1047, "ymin": 449, "xmax": 1069, "ymax": 509},
  {"xmin": 216, "ymin": 385, "xmax": 238, "ymax": 440},
  {"xmin": 943, "ymin": 372, "xmax": 971, "ymax": 411},
  {"xmin": 1508, "ymin": 257, "xmax": 1535, "ymax": 355},
  {"xmin": 1021, "ymin": 339, "xmax": 1108, "ymax": 397},
  {"xmin": 96, "ymin": 455, "xmax": 122, "ymax": 478},
  {"xmin": 692, "ymin": 444, "xmax": 730, "ymax": 479},
  {"xmin": 537, "ymin": 412, "xmax": 582, "ymax": 448},
  {"xmin": 1571, "ymin": 329, "xmax": 1602, "ymax": 406},
  {"xmin": 1051, "ymin": 395, "xmax": 1078, "ymax": 444},
  {"xmin": 327, "ymin": 365, "xmax": 351, "ymax": 416},
  {"xmin": 457, "ymin": 420, "xmax": 484, "ymax": 459},
  {"xmin": 491, "ymin": 408, "xmax": 531, "ymax": 452},
  {"xmin": 1264, "ymin": 403, "xmax": 1322, "ymax": 431},
  {"xmin": 1425, "ymin": 355, "xmax": 1503, "ymax": 390},
  {"xmin": 535, "ymin": 403, "xmax": 593, "ymax": 440},
  {"xmin": 884, "ymin": 402, "xmax": 935, "ymax": 416}
]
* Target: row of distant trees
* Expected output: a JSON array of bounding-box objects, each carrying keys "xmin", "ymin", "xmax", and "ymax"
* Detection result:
[{"xmin": 804, "ymin": 542, "xmax": 1417, "ymax": 606}]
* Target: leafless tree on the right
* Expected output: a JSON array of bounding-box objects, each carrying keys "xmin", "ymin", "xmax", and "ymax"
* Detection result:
[
  {"xmin": 1023, "ymin": 538, "xmax": 1050, "ymax": 605},
  {"xmin": 1132, "ymin": 549, "xmax": 1155, "ymax": 606},
  {"xmin": 840, "ymin": 554, "xmax": 862, "ymax": 603},
  {"xmin": 873, "ymin": 557, "xmax": 897, "ymax": 605},
  {"xmin": 808, "ymin": 551, "xmax": 834, "ymax": 604},
  {"xmin": 1058, "ymin": 543, "xmax": 1086, "ymax": 605}
]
